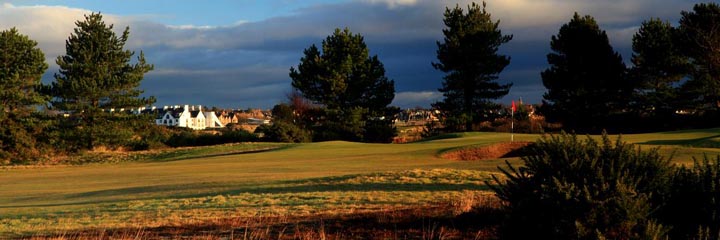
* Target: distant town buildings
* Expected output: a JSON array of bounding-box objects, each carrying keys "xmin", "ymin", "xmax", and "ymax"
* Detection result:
[
  {"xmin": 133, "ymin": 105, "xmax": 271, "ymax": 130},
  {"xmin": 149, "ymin": 105, "xmax": 219, "ymax": 130}
]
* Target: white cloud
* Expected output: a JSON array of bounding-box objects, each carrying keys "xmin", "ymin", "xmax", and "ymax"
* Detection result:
[
  {"xmin": 0, "ymin": 4, "xmax": 87, "ymax": 63},
  {"xmin": 0, "ymin": 4, "xmax": 140, "ymax": 66},
  {"xmin": 363, "ymin": 0, "xmax": 418, "ymax": 8}
]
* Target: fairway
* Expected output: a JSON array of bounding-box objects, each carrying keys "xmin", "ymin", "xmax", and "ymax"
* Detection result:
[{"xmin": 2, "ymin": 129, "xmax": 720, "ymax": 236}]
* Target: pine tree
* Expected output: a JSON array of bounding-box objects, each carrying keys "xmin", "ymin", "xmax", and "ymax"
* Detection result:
[
  {"xmin": 541, "ymin": 13, "xmax": 628, "ymax": 132},
  {"xmin": 51, "ymin": 13, "xmax": 154, "ymax": 150},
  {"xmin": 678, "ymin": 3, "xmax": 720, "ymax": 113},
  {"xmin": 433, "ymin": 2, "xmax": 512, "ymax": 132},
  {"xmin": 630, "ymin": 19, "xmax": 689, "ymax": 119},
  {"xmin": 0, "ymin": 28, "xmax": 49, "ymax": 163},
  {"xmin": 290, "ymin": 28, "xmax": 396, "ymax": 142}
]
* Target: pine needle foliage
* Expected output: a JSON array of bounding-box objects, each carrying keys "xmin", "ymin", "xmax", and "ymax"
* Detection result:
[
  {"xmin": 51, "ymin": 12, "xmax": 154, "ymax": 151},
  {"xmin": 0, "ymin": 28, "xmax": 49, "ymax": 163}
]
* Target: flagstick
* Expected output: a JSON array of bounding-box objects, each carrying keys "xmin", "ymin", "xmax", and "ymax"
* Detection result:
[{"xmin": 511, "ymin": 107, "xmax": 514, "ymax": 142}]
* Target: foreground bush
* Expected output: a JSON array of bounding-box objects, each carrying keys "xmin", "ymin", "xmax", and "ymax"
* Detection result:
[
  {"xmin": 662, "ymin": 155, "xmax": 720, "ymax": 239},
  {"xmin": 490, "ymin": 133, "xmax": 673, "ymax": 239}
]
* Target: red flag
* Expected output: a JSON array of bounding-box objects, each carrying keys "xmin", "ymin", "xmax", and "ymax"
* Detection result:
[{"xmin": 511, "ymin": 100, "xmax": 516, "ymax": 113}]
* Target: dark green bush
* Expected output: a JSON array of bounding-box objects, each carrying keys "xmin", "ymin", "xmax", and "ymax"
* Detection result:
[
  {"xmin": 362, "ymin": 119, "xmax": 397, "ymax": 143},
  {"xmin": 164, "ymin": 128, "xmax": 258, "ymax": 147},
  {"xmin": 490, "ymin": 132, "xmax": 673, "ymax": 240},
  {"xmin": 255, "ymin": 121, "xmax": 311, "ymax": 143},
  {"xmin": 662, "ymin": 155, "xmax": 720, "ymax": 239}
]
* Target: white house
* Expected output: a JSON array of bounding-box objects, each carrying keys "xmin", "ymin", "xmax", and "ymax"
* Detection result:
[
  {"xmin": 156, "ymin": 106, "xmax": 182, "ymax": 126},
  {"xmin": 204, "ymin": 111, "xmax": 225, "ymax": 128},
  {"xmin": 155, "ymin": 105, "xmax": 207, "ymax": 130}
]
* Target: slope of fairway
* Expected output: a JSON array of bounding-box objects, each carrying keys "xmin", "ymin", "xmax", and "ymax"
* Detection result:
[
  {"xmin": 2, "ymin": 129, "xmax": 720, "ymax": 236},
  {"xmin": 0, "ymin": 133, "xmax": 534, "ymax": 208}
]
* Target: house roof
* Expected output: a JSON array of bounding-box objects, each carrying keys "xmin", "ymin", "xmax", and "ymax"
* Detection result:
[{"xmin": 156, "ymin": 108, "xmax": 184, "ymax": 119}]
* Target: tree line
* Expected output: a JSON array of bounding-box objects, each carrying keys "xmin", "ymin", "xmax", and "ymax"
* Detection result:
[
  {"xmin": 0, "ymin": 13, "xmax": 179, "ymax": 164},
  {"xmin": 426, "ymin": 2, "xmax": 720, "ymax": 134},
  {"xmin": 542, "ymin": 3, "xmax": 720, "ymax": 133},
  {"xmin": 270, "ymin": 2, "xmax": 720, "ymax": 142},
  {"xmin": 3, "ymin": 3, "xmax": 720, "ymax": 163}
]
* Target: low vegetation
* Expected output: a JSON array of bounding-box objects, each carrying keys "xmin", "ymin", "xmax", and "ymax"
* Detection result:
[
  {"xmin": 2, "ymin": 129, "xmax": 720, "ymax": 238},
  {"xmin": 491, "ymin": 132, "xmax": 720, "ymax": 239},
  {"xmin": 491, "ymin": 133, "xmax": 671, "ymax": 239}
]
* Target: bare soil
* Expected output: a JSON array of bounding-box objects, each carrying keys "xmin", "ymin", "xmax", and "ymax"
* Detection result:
[{"xmin": 441, "ymin": 142, "xmax": 533, "ymax": 161}]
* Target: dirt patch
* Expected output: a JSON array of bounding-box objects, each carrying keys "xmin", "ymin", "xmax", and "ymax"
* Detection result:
[{"xmin": 442, "ymin": 141, "xmax": 533, "ymax": 161}]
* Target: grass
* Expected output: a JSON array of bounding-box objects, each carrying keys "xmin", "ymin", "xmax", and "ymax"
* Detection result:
[
  {"xmin": 57, "ymin": 142, "xmax": 290, "ymax": 165},
  {"xmin": 2, "ymin": 129, "xmax": 720, "ymax": 237}
]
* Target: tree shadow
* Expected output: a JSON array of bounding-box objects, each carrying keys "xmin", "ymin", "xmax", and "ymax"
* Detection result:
[{"xmin": 639, "ymin": 134, "xmax": 720, "ymax": 148}]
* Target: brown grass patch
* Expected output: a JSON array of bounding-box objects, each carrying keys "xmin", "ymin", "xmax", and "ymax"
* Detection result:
[
  {"xmin": 442, "ymin": 142, "xmax": 533, "ymax": 161},
  {"xmin": 24, "ymin": 195, "xmax": 505, "ymax": 240}
]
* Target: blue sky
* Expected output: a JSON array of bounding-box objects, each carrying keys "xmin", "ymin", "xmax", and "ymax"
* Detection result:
[
  {"xmin": 19, "ymin": 0, "xmax": 349, "ymax": 26},
  {"xmin": 0, "ymin": 0, "xmax": 703, "ymax": 109}
]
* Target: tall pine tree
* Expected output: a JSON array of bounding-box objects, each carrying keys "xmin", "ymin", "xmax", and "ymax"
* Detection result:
[
  {"xmin": 541, "ymin": 13, "xmax": 628, "ymax": 132},
  {"xmin": 0, "ymin": 28, "xmax": 48, "ymax": 163},
  {"xmin": 290, "ymin": 28, "xmax": 396, "ymax": 142},
  {"xmin": 52, "ymin": 13, "xmax": 154, "ymax": 150},
  {"xmin": 630, "ymin": 19, "xmax": 689, "ymax": 120},
  {"xmin": 433, "ymin": 2, "xmax": 512, "ymax": 132},
  {"xmin": 678, "ymin": 3, "xmax": 720, "ymax": 113}
]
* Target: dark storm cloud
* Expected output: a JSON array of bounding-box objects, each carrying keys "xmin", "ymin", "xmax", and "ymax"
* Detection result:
[{"xmin": 1, "ymin": 0, "xmax": 700, "ymax": 109}]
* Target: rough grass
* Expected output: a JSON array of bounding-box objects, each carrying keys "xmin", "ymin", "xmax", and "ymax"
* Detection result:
[
  {"xmin": 2, "ymin": 129, "xmax": 720, "ymax": 238},
  {"xmin": 55, "ymin": 142, "xmax": 290, "ymax": 165},
  {"xmin": 1, "ymin": 169, "xmax": 497, "ymax": 237}
]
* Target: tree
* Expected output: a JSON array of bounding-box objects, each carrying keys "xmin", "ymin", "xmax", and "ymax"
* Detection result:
[
  {"xmin": 0, "ymin": 28, "xmax": 49, "ymax": 163},
  {"xmin": 51, "ymin": 13, "xmax": 154, "ymax": 150},
  {"xmin": 433, "ymin": 2, "xmax": 512, "ymax": 132},
  {"xmin": 630, "ymin": 19, "xmax": 689, "ymax": 119},
  {"xmin": 678, "ymin": 3, "xmax": 720, "ymax": 113},
  {"xmin": 290, "ymin": 28, "xmax": 396, "ymax": 142},
  {"xmin": 541, "ymin": 13, "xmax": 629, "ymax": 132}
]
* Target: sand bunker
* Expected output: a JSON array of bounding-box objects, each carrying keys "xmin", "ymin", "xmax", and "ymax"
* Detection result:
[{"xmin": 441, "ymin": 142, "xmax": 533, "ymax": 161}]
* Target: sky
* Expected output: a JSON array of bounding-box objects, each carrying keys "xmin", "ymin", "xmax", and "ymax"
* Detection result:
[{"xmin": 0, "ymin": 0, "xmax": 703, "ymax": 109}]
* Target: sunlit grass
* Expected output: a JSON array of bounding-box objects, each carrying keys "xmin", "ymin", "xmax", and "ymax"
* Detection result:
[
  {"xmin": 0, "ymin": 169, "xmax": 495, "ymax": 237},
  {"xmin": 2, "ymin": 128, "xmax": 720, "ymax": 237}
]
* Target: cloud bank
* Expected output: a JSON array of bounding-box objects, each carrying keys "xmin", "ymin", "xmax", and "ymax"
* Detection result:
[{"xmin": 0, "ymin": 0, "xmax": 698, "ymax": 109}]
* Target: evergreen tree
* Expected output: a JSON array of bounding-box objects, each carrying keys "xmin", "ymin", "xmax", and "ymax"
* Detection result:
[
  {"xmin": 432, "ymin": 2, "xmax": 512, "ymax": 132},
  {"xmin": 678, "ymin": 3, "xmax": 720, "ymax": 113},
  {"xmin": 290, "ymin": 28, "xmax": 396, "ymax": 142},
  {"xmin": 630, "ymin": 19, "xmax": 689, "ymax": 120},
  {"xmin": 0, "ymin": 28, "xmax": 49, "ymax": 163},
  {"xmin": 541, "ymin": 13, "xmax": 628, "ymax": 132},
  {"xmin": 51, "ymin": 13, "xmax": 154, "ymax": 150}
]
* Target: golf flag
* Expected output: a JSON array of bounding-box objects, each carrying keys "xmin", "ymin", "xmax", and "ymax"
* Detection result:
[{"xmin": 511, "ymin": 100, "xmax": 516, "ymax": 113}]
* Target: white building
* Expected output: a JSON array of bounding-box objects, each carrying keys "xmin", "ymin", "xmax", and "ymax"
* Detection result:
[
  {"xmin": 155, "ymin": 105, "xmax": 207, "ymax": 130},
  {"xmin": 204, "ymin": 111, "xmax": 225, "ymax": 128}
]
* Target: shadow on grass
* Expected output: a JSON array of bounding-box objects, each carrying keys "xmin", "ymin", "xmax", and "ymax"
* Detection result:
[
  {"xmin": 639, "ymin": 134, "xmax": 720, "ymax": 148},
  {"xmin": 60, "ymin": 181, "xmax": 488, "ymax": 201},
  {"xmin": 144, "ymin": 144, "xmax": 295, "ymax": 163},
  {"xmin": 1, "ymin": 173, "xmax": 489, "ymax": 209},
  {"xmin": 412, "ymin": 133, "xmax": 464, "ymax": 143},
  {"xmin": 232, "ymin": 182, "xmax": 490, "ymax": 195}
]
